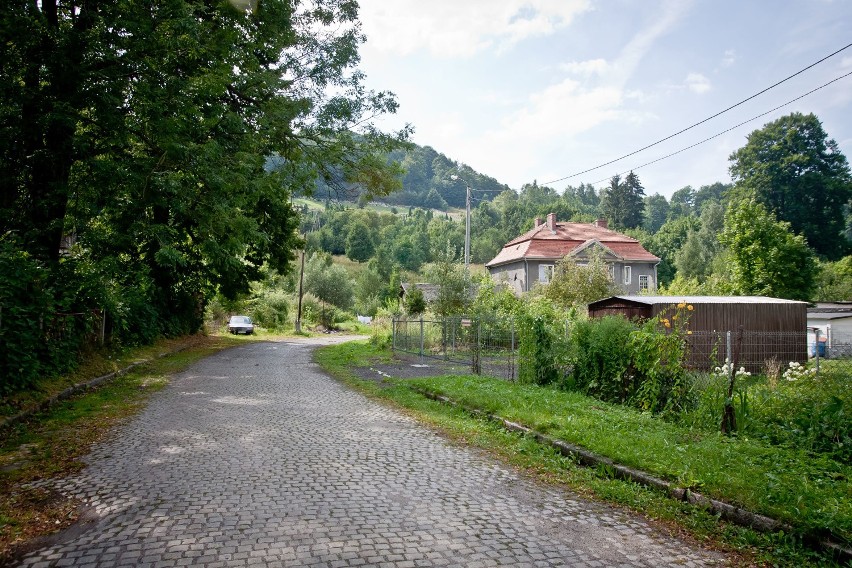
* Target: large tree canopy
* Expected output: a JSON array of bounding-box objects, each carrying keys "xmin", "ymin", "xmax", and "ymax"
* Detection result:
[
  {"xmin": 0, "ymin": 0, "xmax": 408, "ymax": 387},
  {"xmin": 719, "ymin": 196, "xmax": 817, "ymax": 301},
  {"xmin": 1, "ymin": 0, "xmax": 406, "ymax": 326},
  {"xmin": 728, "ymin": 112, "xmax": 852, "ymax": 260}
]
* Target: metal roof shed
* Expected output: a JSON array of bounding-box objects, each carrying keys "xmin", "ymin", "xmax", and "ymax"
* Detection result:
[{"xmin": 587, "ymin": 296, "xmax": 809, "ymax": 370}]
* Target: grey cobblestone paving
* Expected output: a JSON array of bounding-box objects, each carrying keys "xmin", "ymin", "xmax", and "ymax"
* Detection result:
[{"xmin": 19, "ymin": 339, "xmax": 726, "ymax": 567}]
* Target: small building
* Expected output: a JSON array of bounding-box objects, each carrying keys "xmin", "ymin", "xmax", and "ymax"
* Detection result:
[
  {"xmin": 807, "ymin": 302, "xmax": 852, "ymax": 358},
  {"xmin": 400, "ymin": 283, "xmax": 441, "ymax": 303},
  {"xmin": 485, "ymin": 214, "xmax": 659, "ymax": 296},
  {"xmin": 587, "ymin": 295, "xmax": 809, "ymax": 370}
]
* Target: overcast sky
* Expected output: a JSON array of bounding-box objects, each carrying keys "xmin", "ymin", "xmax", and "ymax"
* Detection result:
[{"xmin": 355, "ymin": 0, "xmax": 852, "ymax": 199}]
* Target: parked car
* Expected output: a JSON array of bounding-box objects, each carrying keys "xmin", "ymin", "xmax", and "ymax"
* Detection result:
[{"xmin": 228, "ymin": 315, "xmax": 254, "ymax": 335}]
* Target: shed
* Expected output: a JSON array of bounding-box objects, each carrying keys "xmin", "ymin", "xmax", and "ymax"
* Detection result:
[
  {"xmin": 587, "ymin": 296, "xmax": 809, "ymax": 370},
  {"xmin": 807, "ymin": 302, "xmax": 852, "ymax": 358}
]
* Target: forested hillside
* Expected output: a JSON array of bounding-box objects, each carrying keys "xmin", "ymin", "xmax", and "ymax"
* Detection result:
[{"xmin": 302, "ymin": 143, "xmax": 512, "ymax": 210}]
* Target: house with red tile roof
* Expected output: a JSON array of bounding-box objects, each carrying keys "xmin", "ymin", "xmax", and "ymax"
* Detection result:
[{"xmin": 485, "ymin": 213, "xmax": 660, "ymax": 295}]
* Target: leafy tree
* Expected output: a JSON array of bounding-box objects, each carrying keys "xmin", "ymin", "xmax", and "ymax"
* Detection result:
[
  {"xmin": 642, "ymin": 216, "xmax": 700, "ymax": 285},
  {"xmin": 668, "ymin": 186, "xmax": 695, "ymax": 219},
  {"xmin": 354, "ymin": 264, "xmax": 385, "ymax": 316},
  {"xmin": 424, "ymin": 242, "xmax": 469, "ymax": 317},
  {"xmin": 538, "ymin": 249, "xmax": 618, "ymax": 308},
  {"xmin": 304, "ymin": 253, "xmax": 354, "ymax": 310},
  {"xmin": 423, "ymin": 187, "xmax": 448, "ymax": 210},
  {"xmin": 729, "ymin": 112, "xmax": 852, "ymax": 259},
  {"xmin": 694, "ymin": 182, "xmax": 730, "ymax": 213},
  {"xmin": 0, "ymin": 0, "xmax": 407, "ymax": 350},
  {"xmin": 719, "ymin": 196, "xmax": 817, "ymax": 300},
  {"xmin": 814, "ymin": 256, "xmax": 852, "ymax": 301},
  {"xmin": 404, "ymin": 286, "xmax": 426, "ymax": 316},
  {"xmin": 644, "ymin": 194, "xmax": 670, "ymax": 233},
  {"xmin": 673, "ymin": 200, "xmax": 725, "ymax": 282},
  {"xmin": 345, "ymin": 223, "xmax": 374, "ymax": 263}
]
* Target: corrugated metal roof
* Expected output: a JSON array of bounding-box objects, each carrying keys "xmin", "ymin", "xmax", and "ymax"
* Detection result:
[
  {"xmin": 808, "ymin": 312, "xmax": 852, "ymax": 320},
  {"xmin": 595, "ymin": 295, "xmax": 808, "ymax": 305}
]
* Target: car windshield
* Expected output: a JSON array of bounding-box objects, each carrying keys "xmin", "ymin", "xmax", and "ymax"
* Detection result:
[{"xmin": 230, "ymin": 316, "xmax": 251, "ymax": 324}]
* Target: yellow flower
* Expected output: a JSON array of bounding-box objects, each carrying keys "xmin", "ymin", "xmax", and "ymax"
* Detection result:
[
  {"xmin": 677, "ymin": 302, "xmax": 686, "ymax": 309},
  {"xmin": 662, "ymin": 319, "xmax": 671, "ymax": 328},
  {"xmin": 672, "ymin": 314, "xmax": 679, "ymax": 320},
  {"xmin": 687, "ymin": 305, "xmax": 694, "ymax": 311},
  {"xmin": 687, "ymin": 330, "xmax": 693, "ymax": 335}
]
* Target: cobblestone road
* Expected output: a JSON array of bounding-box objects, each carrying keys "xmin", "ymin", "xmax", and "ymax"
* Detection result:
[{"xmin": 19, "ymin": 339, "xmax": 725, "ymax": 567}]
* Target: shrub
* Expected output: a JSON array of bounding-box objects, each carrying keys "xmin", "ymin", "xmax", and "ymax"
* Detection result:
[
  {"xmin": 249, "ymin": 289, "xmax": 290, "ymax": 331},
  {"xmin": 300, "ymin": 293, "xmax": 347, "ymax": 329},
  {"xmin": 569, "ymin": 316, "xmax": 636, "ymax": 401},
  {"xmin": 748, "ymin": 367, "xmax": 850, "ymax": 462},
  {"xmin": 628, "ymin": 305, "xmax": 693, "ymax": 414},
  {"xmin": 517, "ymin": 298, "xmax": 568, "ymax": 386}
]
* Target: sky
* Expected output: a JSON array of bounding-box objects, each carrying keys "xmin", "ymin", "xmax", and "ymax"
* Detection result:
[{"xmin": 354, "ymin": 0, "xmax": 852, "ymax": 199}]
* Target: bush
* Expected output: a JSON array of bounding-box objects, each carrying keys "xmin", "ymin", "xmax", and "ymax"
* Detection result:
[
  {"xmin": 249, "ymin": 289, "xmax": 290, "ymax": 331},
  {"xmin": 569, "ymin": 316, "xmax": 636, "ymax": 401},
  {"xmin": 0, "ymin": 242, "xmax": 99, "ymax": 392},
  {"xmin": 517, "ymin": 298, "xmax": 567, "ymax": 386},
  {"xmin": 746, "ymin": 368, "xmax": 850, "ymax": 462},
  {"xmin": 300, "ymin": 293, "xmax": 347, "ymax": 329}
]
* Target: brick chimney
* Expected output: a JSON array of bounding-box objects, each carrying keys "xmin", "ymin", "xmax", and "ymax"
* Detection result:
[
  {"xmin": 534, "ymin": 217, "xmax": 543, "ymax": 228},
  {"xmin": 594, "ymin": 218, "xmax": 608, "ymax": 229},
  {"xmin": 546, "ymin": 213, "xmax": 556, "ymax": 232}
]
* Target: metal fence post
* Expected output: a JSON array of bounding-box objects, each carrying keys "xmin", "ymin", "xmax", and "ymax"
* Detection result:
[
  {"xmin": 510, "ymin": 321, "xmax": 516, "ymax": 381},
  {"xmin": 392, "ymin": 317, "xmax": 396, "ymax": 351},
  {"xmin": 443, "ymin": 317, "xmax": 448, "ymax": 361},
  {"xmin": 726, "ymin": 331, "xmax": 732, "ymax": 377},
  {"xmin": 813, "ymin": 327, "xmax": 821, "ymax": 375},
  {"xmin": 471, "ymin": 318, "xmax": 481, "ymax": 375},
  {"xmin": 419, "ymin": 316, "xmax": 424, "ymax": 360}
]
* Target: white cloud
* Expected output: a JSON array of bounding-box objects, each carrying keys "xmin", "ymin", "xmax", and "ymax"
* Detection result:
[
  {"xmin": 685, "ymin": 73, "xmax": 711, "ymax": 94},
  {"xmin": 721, "ymin": 49, "xmax": 737, "ymax": 67},
  {"xmin": 358, "ymin": 0, "xmax": 591, "ymax": 58},
  {"xmin": 559, "ymin": 58, "xmax": 609, "ymax": 76}
]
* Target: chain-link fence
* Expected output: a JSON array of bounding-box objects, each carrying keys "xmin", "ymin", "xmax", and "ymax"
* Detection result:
[
  {"xmin": 392, "ymin": 316, "xmax": 852, "ymax": 380},
  {"xmin": 392, "ymin": 316, "xmax": 518, "ymax": 380}
]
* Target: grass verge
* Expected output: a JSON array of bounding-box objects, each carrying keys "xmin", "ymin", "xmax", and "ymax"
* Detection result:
[
  {"xmin": 0, "ymin": 334, "xmax": 241, "ymax": 561},
  {"xmin": 314, "ymin": 340, "xmax": 848, "ymax": 567}
]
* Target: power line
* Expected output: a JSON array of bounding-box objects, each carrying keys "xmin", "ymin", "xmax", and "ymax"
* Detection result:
[
  {"xmin": 543, "ymin": 42, "xmax": 852, "ymax": 186},
  {"xmin": 586, "ymin": 69, "xmax": 852, "ymax": 188}
]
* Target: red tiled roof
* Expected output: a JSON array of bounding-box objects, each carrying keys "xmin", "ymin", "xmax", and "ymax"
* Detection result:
[{"xmin": 486, "ymin": 221, "xmax": 659, "ymax": 267}]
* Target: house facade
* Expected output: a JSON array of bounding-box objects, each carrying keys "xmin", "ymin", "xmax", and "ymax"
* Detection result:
[{"xmin": 485, "ymin": 214, "xmax": 660, "ymax": 295}]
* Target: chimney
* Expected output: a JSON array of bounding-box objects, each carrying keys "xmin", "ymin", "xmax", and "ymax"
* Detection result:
[
  {"xmin": 546, "ymin": 212, "xmax": 556, "ymax": 232},
  {"xmin": 594, "ymin": 218, "xmax": 608, "ymax": 229},
  {"xmin": 534, "ymin": 217, "xmax": 543, "ymax": 228}
]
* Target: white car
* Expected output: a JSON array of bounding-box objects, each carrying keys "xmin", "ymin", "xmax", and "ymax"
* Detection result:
[{"xmin": 228, "ymin": 315, "xmax": 254, "ymax": 335}]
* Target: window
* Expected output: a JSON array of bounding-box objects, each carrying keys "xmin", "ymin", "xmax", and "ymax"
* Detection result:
[
  {"xmin": 623, "ymin": 265, "xmax": 632, "ymax": 285},
  {"xmin": 538, "ymin": 264, "xmax": 554, "ymax": 283},
  {"xmin": 639, "ymin": 275, "xmax": 649, "ymax": 291},
  {"xmin": 608, "ymin": 264, "xmax": 615, "ymax": 281}
]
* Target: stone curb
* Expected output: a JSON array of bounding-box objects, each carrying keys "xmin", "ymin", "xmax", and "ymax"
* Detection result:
[
  {"xmin": 412, "ymin": 387, "xmax": 852, "ymax": 563},
  {"xmin": 0, "ymin": 342, "xmax": 196, "ymax": 434}
]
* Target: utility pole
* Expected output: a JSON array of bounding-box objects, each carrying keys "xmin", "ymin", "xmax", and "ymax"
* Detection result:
[
  {"xmin": 295, "ymin": 243, "xmax": 305, "ymax": 333},
  {"xmin": 464, "ymin": 182, "xmax": 471, "ymax": 274}
]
